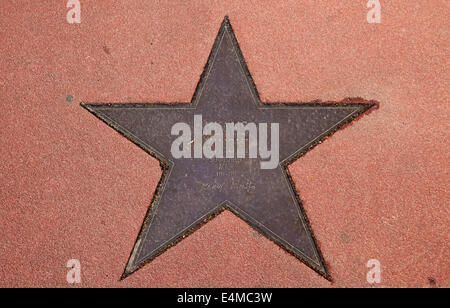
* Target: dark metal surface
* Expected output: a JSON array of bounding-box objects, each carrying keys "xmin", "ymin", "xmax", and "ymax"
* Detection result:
[{"xmin": 82, "ymin": 17, "xmax": 375, "ymax": 280}]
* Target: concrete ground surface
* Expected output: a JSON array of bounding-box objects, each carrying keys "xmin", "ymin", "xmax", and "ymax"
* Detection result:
[{"xmin": 0, "ymin": 1, "xmax": 448, "ymax": 287}]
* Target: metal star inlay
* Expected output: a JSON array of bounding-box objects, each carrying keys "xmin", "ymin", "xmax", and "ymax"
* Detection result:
[{"xmin": 82, "ymin": 17, "xmax": 376, "ymax": 280}]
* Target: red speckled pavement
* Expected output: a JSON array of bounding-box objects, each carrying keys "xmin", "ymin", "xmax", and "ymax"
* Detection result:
[{"xmin": 0, "ymin": 1, "xmax": 448, "ymax": 288}]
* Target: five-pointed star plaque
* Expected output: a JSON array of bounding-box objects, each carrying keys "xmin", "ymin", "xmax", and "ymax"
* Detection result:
[{"xmin": 82, "ymin": 17, "xmax": 375, "ymax": 280}]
